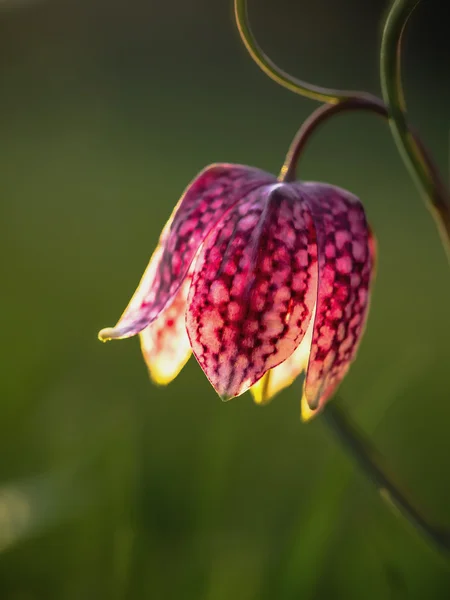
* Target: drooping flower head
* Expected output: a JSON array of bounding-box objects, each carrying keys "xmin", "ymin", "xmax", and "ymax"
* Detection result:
[{"xmin": 99, "ymin": 164, "xmax": 376, "ymax": 420}]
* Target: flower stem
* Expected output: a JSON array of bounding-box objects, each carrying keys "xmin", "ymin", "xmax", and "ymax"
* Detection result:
[
  {"xmin": 279, "ymin": 97, "xmax": 447, "ymax": 189},
  {"xmin": 380, "ymin": 0, "xmax": 450, "ymax": 259},
  {"xmin": 279, "ymin": 97, "xmax": 386, "ymax": 182},
  {"xmin": 234, "ymin": 0, "xmax": 375, "ymax": 105},
  {"xmin": 235, "ymin": 0, "xmax": 450, "ymax": 259},
  {"xmin": 235, "ymin": 0, "xmax": 450, "ymax": 554},
  {"xmin": 323, "ymin": 401, "xmax": 450, "ymax": 556}
]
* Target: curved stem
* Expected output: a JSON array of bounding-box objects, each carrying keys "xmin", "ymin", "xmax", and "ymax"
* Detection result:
[
  {"xmin": 234, "ymin": 0, "xmax": 450, "ymax": 555},
  {"xmin": 234, "ymin": 0, "xmax": 377, "ymax": 105},
  {"xmin": 279, "ymin": 97, "xmax": 446, "ymax": 190},
  {"xmin": 236, "ymin": 0, "xmax": 450, "ymax": 258},
  {"xmin": 279, "ymin": 97, "xmax": 386, "ymax": 182},
  {"xmin": 380, "ymin": 0, "xmax": 450, "ymax": 257},
  {"xmin": 323, "ymin": 401, "xmax": 450, "ymax": 556}
]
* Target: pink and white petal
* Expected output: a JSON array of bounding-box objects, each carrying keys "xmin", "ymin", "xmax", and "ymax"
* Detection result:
[
  {"xmin": 186, "ymin": 184, "xmax": 318, "ymax": 400},
  {"xmin": 251, "ymin": 308, "xmax": 315, "ymax": 404},
  {"xmin": 298, "ymin": 182, "xmax": 376, "ymax": 414},
  {"xmin": 139, "ymin": 273, "xmax": 193, "ymax": 385},
  {"xmin": 99, "ymin": 164, "xmax": 275, "ymax": 341}
]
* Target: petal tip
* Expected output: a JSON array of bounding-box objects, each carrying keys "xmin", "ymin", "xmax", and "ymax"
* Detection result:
[
  {"xmin": 98, "ymin": 327, "xmax": 117, "ymax": 342},
  {"xmin": 148, "ymin": 371, "xmax": 172, "ymax": 387},
  {"xmin": 301, "ymin": 392, "xmax": 319, "ymax": 423},
  {"xmin": 250, "ymin": 373, "xmax": 271, "ymax": 405}
]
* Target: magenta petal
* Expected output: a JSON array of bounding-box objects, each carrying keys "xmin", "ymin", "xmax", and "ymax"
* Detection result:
[
  {"xmin": 186, "ymin": 184, "xmax": 318, "ymax": 400},
  {"xmin": 299, "ymin": 182, "xmax": 376, "ymax": 411},
  {"xmin": 99, "ymin": 164, "xmax": 275, "ymax": 340}
]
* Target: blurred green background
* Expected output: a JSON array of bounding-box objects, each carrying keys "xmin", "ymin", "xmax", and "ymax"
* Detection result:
[{"xmin": 1, "ymin": 0, "xmax": 449, "ymax": 598}]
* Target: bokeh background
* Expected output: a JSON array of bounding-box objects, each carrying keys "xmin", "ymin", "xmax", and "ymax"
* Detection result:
[{"xmin": 1, "ymin": 0, "xmax": 449, "ymax": 598}]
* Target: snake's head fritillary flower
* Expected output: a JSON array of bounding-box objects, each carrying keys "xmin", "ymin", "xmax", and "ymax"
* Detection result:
[{"xmin": 99, "ymin": 164, "xmax": 376, "ymax": 420}]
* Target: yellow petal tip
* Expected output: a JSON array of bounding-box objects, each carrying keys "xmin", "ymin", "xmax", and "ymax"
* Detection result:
[
  {"xmin": 149, "ymin": 372, "xmax": 173, "ymax": 386},
  {"xmin": 98, "ymin": 327, "xmax": 116, "ymax": 342},
  {"xmin": 250, "ymin": 371, "xmax": 273, "ymax": 405},
  {"xmin": 250, "ymin": 384, "xmax": 265, "ymax": 405},
  {"xmin": 301, "ymin": 393, "xmax": 318, "ymax": 423}
]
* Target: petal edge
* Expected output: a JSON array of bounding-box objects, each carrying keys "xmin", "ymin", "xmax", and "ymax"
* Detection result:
[
  {"xmin": 299, "ymin": 182, "xmax": 375, "ymax": 413},
  {"xmin": 98, "ymin": 164, "xmax": 276, "ymax": 341}
]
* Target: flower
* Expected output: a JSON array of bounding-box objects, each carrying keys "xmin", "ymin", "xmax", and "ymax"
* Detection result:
[{"xmin": 98, "ymin": 163, "xmax": 376, "ymax": 420}]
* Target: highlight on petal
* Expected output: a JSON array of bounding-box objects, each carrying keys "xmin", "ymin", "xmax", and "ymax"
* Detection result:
[
  {"xmin": 251, "ymin": 307, "xmax": 315, "ymax": 405},
  {"xmin": 139, "ymin": 273, "xmax": 193, "ymax": 385},
  {"xmin": 186, "ymin": 183, "xmax": 318, "ymax": 401},
  {"xmin": 299, "ymin": 182, "xmax": 376, "ymax": 414},
  {"xmin": 98, "ymin": 164, "xmax": 275, "ymax": 342}
]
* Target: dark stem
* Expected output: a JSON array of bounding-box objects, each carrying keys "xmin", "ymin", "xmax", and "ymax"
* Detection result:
[
  {"xmin": 278, "ymin": 97, "xmax": 448, "ymax": 193},
  {"xmin": 323, "ymin": 401, "xmax": 450, "ymax": 556},
  {"xmin": 279, "ymin": 97, "xmax": 385, "ymax": 182}
]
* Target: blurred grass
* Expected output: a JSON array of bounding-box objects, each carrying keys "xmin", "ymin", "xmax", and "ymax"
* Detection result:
[{"xmin": 0, "ymin": 0, "xmax": 450, "ymax": 598}]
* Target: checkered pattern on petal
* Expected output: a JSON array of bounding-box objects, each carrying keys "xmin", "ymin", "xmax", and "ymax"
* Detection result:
[
  {"xmin": 186, "ymin": 184, "xmax": 318, "ymax": 400},
  {"xmin": 296, "ymin": 182, "xmax": 376, "ymax": 415},
  {"xmin": 99, "ymin": 164, "xmax": 275, "ymax": 341}
]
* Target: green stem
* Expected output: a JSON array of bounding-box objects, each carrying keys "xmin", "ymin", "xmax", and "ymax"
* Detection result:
[
  {"xmin": 380, "ymin": 0, "xmax": 450, "ymax": 257},
  {"xmin": 323, "ymin": 402, "xmax": 450, "ymax": 556},
  {"xmin": 279, "ymin": 97, "xmax": 445, "ymax": 189},
  {"xmin": 234, "ymin": 0, "xmax": 377, "ymax": 105},
  {"xmin": 236, "ymin": 0, "xmax": 450, "ymax": 258},
  {"xmin": 235, "ymin": 0, "xmax": 450, "ymax": 554}
]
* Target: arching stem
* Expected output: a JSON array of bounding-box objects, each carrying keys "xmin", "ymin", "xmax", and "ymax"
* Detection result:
[
  {"xmin": 279, "ymin": 97, "xmax": 447, "ymax": 189},
  {"xmin": 235, "ymin": 0, "xmax": 450, "ymax": 555},
  {"xmin": 235, "ymin": 0, "xmax": 450, "ymax": 258},
  {"xmin": 279, "ymin": 97, "xmax": 386, "ymax": 182},
  {"xmin": 234, "ymin": 0, "xmax": 378, "ymax": 105},
  {"xmin": 380, "ymin": 0, "xmax": 450, "ymax": 258}
]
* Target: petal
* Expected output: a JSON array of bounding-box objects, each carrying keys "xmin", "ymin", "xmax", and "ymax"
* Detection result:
[
  {"xmin": 139, "ymin": 272, "xmax": 193, "ymax": 385},
  {"xmin": 301, "ymin": 393, "xmax": 317, "ymax": 422},
  {"xmin": 298, "ymin": 182, "xmax": 376, "ymax": 415},
  {"xmin": 251, "ymin": 307, "xmax": 315, "ymax": 404},
  {"xmin": 99, "ymin": 164, "xmax": 275, "ymax": 341},
  {"xmin": 186, "ymin": 183, "xmax": 318, "ymax": 400}
]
